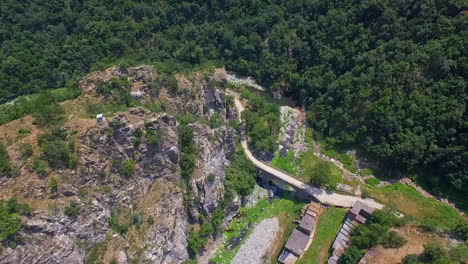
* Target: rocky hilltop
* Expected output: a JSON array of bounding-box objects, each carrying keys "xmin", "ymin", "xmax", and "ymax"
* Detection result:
[{"xmin": 0, "ymin": 66, "xmax": 240, "ymax": 264}]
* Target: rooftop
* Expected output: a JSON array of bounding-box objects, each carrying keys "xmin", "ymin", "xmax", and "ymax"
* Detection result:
[
  {"xmin": 349, "ymin": 201, "xmax": 376, "ymax": 218},
  {"xmin": 299, "ymin": 214, "xmax": 316, "ymax": 234},
  {"xmin": 284, "ymin": 229, "xmax": 310, "ymax": 257}
]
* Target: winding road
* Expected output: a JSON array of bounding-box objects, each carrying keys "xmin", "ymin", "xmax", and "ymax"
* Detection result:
[{"xmin": 229, "ymin": 91, "xmax": 383, "ymax": 209}]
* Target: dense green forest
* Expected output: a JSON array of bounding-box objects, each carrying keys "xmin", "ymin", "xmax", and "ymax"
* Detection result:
[{"xmin": 0, "ymin": 0, "xmax": 466, "ymax": 193}]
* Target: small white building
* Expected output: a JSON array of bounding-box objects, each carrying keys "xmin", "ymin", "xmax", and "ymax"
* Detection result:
[{"xmin": 96, "ymin": 114, "xmax": 105, "ymax": 123}]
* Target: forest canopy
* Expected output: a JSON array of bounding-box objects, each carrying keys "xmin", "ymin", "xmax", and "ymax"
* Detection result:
[{"xmin": 0, "ymin": 0, "xmax": 466, "ymax": 192}]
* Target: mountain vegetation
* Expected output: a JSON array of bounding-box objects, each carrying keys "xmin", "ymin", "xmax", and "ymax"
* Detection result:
[{"xmin": 0, "ymin": 0, "xmax": 466, "ymax": 194}]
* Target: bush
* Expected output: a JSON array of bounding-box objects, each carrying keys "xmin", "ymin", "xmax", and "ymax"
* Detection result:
[
  {"xmin": 146, "ymin": 129, "xmax": 163, "ymax": 145},
  {"xmin": 147, "ymin": 216, "xmax": 155, "ymax": 225},
  {"xmin": 167, "ymin": 74, "xmax": 179, "ymax": 94},
  {"xmin": 113, "ymin": 158, "xmax": 136, "ymax": 177},
  {"xmin": 108, "ymin": 215, "xmax": 129, "ymax": 235},
  {"xmin": 19, "ymin": 143, "xmax": 33, "ymax": 159},
  {"xmin": 423, "ymin": 243, "xmax": 447, "ymax": 261},
  {"xmin": 0, "ymin": 142, "xmax": 13, "ymax": 177},
  {"xmin": 310, "ymin": 161, "xmax": 337, "ymax": 191},
  {"xmin": 339, "ymin": 246, "xmax": 363, "ymax": 264},
  {"xmin": 64, "ymin": 202, "xmax": 81, "ymax": 217},
  {"xmin": 32, "ymin": 157, "xmax": 47, "ymax": 175},
  {"xmin": 403, "ymin": 254, "xmax": 421, "ymax": 264},
  {"xmin": 32, "ymin": 102, "xmax": 65, "ymax": 127},
  {"xmin": 208, "ymin": 113, "xmax": 223, "ymax": 128},
  {"xmin": 49, "ymin": 177, "xmax": 58, "ymax": 193},
  {"xmin": 17, "ymin": 128, "xmax": 31, "ymax": 136},
  {"xmin": 381, "ymin": 231, "xmax": 407, "ymax": 248},
  {"xmin": 122, "ymin": 159, "xmax": 136, "ymax": 176},
  {"xmin": 453, "ymin": 221, "xmax": 468, "ymax": 241},
  {"xmin": 364, "ymin": 177, "xmax": 380, "ymax": 186},
  {"xmin": 0, "ymin": 202, "xmax": 21, "ymax": 242},
  {"xmin": 38, "ymin": 129, "xmax": 75, "ymax": 169},
  {"xmin": 370, "ymin": 208, "xmax": 402, "ymax": 227}
]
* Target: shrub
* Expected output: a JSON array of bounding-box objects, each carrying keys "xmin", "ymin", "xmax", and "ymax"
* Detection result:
[
  {"xmin": 381, "ymin": 231, "xmax": 407, "ymax": 248},
  {"xmin": 146, "ymin": 129, "xmax": 163, "ymax": 145},
  {"xmin": 64, "ymin": 202, "xmax": 80, "ymax": 217},
  {"xmin": 108, "ymin": 215, "xmax": 129, "ymax": 235},
  {"xmin": 370, "ymin": 208, "xmax": 402, "ymax": 227},
  {"xmin": 187, "ymin": 229, "xmax": 204, "ymax": 254},
  {"xmin": 17, "ymin": 128, "xmax": 31, "ymax": 136},
  {"xmin": 167, "ymin": 74, "xmax": 179, "ymax": 94},
  {"xmin": 32, "ymin": 157, "xmax": 47, "ymax": 175},
  {"xmin": 403, "ymin": 254, "xmax": 421, "ymax": 264},
  {"xmin": 0, "ymin": 202, "xmax": 21, "ymax": 242},
  {"xmin": 339, "ymin": 246, "xmax": 363, "ymax": 264},
  {"xmin": 310, "ymin": 161, "xmax": 337, "ymax": 191},
  {"xmin": 364, "ymin": 177, "xmax": 380, "ymax": 186},
  {"xmin": 423, "ymin": 243, "xmax": 447, "ymax": 261},
  {"xmin": 449, "ymin": 243, "xmax": 468, "ymax": 263},
  {"xmin": 207, "ymin": 174, "xmax": 216, "ymax": 184},
  {"xmin": 122, "ymin": 159, "xmax": 136, "ymax": 176},
  {"xmin": 147, "ymin": 216, "xmax": 155, "ymax": 225},
  {"xmin": 49, "ymin": 177, "xmax": 58, "ymax": 193},
  {"xmin": 113, "ymin": 158, "xmax": 136, "ymax": 177},
  {"xmin": 132, "ymin": 213, "xmax": 142, "ymax": 226},
  {"xmin": 453, "ymin": 221, "xmax": 468, "ymax": 241},
  {"xmin": 19, "ymin": 143, "xmax": 33, "ymax": 159},
  {"xmin": 32, "ymin": 102, "xmax": 65, "ymax": 127},
  {"xmin": 38, "ymin": 129, "xmax": 75, "ymax": 168},
  {"xmin": 208, "ymin": 113, "xmax": 222, "ymax": 128},
  {"xmin": 0, "ymin": 142, "xmax": 13, "ymax": 177},
  {"xmin": 41, "ymin": 140, "xmax": 71, "ymax": 168}
]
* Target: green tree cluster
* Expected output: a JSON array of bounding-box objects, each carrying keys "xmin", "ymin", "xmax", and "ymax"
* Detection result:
[
  {"xmin": 0, "ymin": 0, "xmax": 466, "ymax": 192},
  {"xmin": 242, "ymin": 90, "xmax": 280, "ymax": 154},
  {"xmin": 224, "ymin": 152, "xmax": 257, "ymax": 199}
]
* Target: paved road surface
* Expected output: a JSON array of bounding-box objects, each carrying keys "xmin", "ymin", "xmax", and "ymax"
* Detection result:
[{"xmin": 229, "ymin": 91, "xmax": 383, "ymax": 209}]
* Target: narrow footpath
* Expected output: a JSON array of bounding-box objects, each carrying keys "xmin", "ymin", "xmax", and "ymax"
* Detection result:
[{"xmin": 229, "ymin": 90, "xmax": 383, "ymax": 209}]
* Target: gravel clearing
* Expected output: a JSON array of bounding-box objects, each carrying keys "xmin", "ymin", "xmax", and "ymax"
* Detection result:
[{"xmin": 231, "ymin": 217, "xmax": 280, "ymax": 264}]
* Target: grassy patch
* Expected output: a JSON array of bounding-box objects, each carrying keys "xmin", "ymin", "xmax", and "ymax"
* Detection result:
[
  {"xmin": 0, "ymin": 87, "xmax": 80, "ymax": 125},
  {"xmin": 366, "ymin": 183, "xmax": 463, "ymax": 230},
  {"xmin": 211, "ymin": 196, "xmax": 305, "ymax": 264},
  {"xmin": 296, "ymin": 207, "xmax": 346, "ymax": 264},
  {"xmin": 364, "ymin": 177, "xmax": 380, "ymax": 186},
  {"xmin": 321, "ymin": 142, "xmax": 357, "ymax": 173},
  {"xmin": 359, "ymin": 168, "xmax": 374, "ymax": 176},
  {"xmin": 299, "ymin": 149, "xmax": 342, "ymax": 188},
  {"xmin": 271, "ymin": 151, "xmax": 299, "ymax": 175}
]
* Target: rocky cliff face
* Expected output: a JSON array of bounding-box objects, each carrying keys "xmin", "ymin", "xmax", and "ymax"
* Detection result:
[{"xmin": 0, "ymin": 66, "xmax": 239, "ymax": 264}]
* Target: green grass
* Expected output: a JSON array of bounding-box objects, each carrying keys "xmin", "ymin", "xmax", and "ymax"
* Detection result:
[
  {"xmin": 367, "ymin": 183, "xmax": 463, "ymax": 230},
  {"xmin": 272, "ymin": 151, "xmax": 299, "ymax": 175},
  {"xmin": 296, "ymin": 207, "xmax": 346, "ymax": 264},
  {"xmin": 299, "ymin": 149, "xmax": 342, "ymax": 187},
  {"xmin": 211, "ymin": 196, "xmax": 305, "ymax": 264},
  {"xmin": 364, "ymin": 177, "xmax": 380, "ymax": 186},
  {"xmin": 320, "ymin": 142, "xmax": 358, "ymax": 173},
  {"xmin": 0, "ymin": 87, "xmax": 81, "ymax": 125},
  {"xmin": 359, "ymin": 168, "xmax": 374, "ymax": 176}
]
